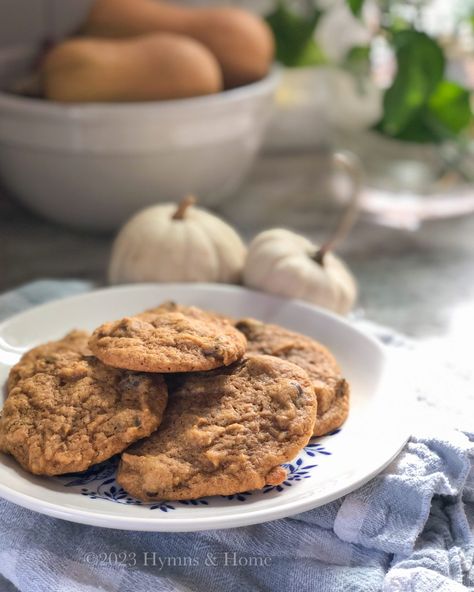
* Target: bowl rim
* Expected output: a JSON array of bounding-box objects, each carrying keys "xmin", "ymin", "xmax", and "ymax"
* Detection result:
[{"xmin": 0, "ymin": 65, "xmax": 281, "ymax": 120}]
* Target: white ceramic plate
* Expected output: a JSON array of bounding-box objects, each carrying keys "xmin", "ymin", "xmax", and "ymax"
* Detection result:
[{"xmin": 0, "ymin": 284, "xmax": 409, "ymax": 531}]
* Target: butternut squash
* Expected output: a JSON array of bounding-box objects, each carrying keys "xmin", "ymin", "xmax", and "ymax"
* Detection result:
[
  {"xmin": 82, "ymin": 0, "xmax": 274, "ymax": 88},
  {"xmin": 41, "ymin": 33, "xmax": 222, "ymax": 102}
]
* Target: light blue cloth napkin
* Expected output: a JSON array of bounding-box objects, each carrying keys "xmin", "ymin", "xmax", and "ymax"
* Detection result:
[{"xmin": 0, "ymin": 280, "xmax": 473, "ymax": 592}]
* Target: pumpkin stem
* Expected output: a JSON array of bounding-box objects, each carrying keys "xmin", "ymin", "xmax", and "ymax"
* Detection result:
[
  {"xmin": 313, "ymin": 152, "xmax": 363, "ymax": 266},
  {"xmin": 172, "ymin": 195, "xmax": 197, "ymax": 220}
]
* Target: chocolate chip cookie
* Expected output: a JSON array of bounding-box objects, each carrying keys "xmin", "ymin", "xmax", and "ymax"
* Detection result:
[
  {"xmin": 0, "ymin": 332, "xmax": 168, "ymax": 476},
  {"xmin": 153, "ymin": 301, "xmax": 236, "ymax": 323},
  {"xmin": 117, "ymin": 355, "xmax": 317, "ymax": 501},
  {"xmin": 7, "ymin": 330, "xmax": 91, "ymax": 392},
  {"xmin": 89, "ymin": 304, "xmax": 246, "ymax": 373},
  {"xmin": 235, "ymin": 319, "xmax": 349, "ymax": 436}
]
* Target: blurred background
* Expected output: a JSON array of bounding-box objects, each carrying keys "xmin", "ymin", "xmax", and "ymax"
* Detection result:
[{"xmin": 0, "ymin": 0, "xmax": 474, "ymax": 340}]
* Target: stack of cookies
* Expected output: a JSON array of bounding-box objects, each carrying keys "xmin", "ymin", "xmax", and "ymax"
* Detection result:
[{"xmin": 0, "ymin": 302, "xmax": 349, "ymax": 502}]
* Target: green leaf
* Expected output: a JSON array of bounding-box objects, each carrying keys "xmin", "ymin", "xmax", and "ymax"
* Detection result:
[
  {"xmin": 378, "ymin": 30, "xmax": 445, "ymax": 137},
  {"xmin": 376, "ymin": 80, "xmax": 473, "ymax": 144},
  {"xmin": 294, "ymin": 38, "xmax": 327, "ymax": 67},
  {"xmin": 347, "ymin": 0, "xmax": 364, "ymax": 17},
  {"xmin": 266, "ymin": 1, "xmax": 324, "ymax": 67},
  {"xmin": 381, "ymin": 116, "xmax": 440, "ymax": 143},
  {"xmin": 342, "ymin": 45, "xmax": 370, "ymax": 77},
  {"xmin": 427, "ymin": 80, "xmax": 472, "ymax": 135}
]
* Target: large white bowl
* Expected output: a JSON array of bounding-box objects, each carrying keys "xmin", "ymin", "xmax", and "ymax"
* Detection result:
[{"xmin": 0, "ymin": 46, "xmax": 279, "ymax": 231}]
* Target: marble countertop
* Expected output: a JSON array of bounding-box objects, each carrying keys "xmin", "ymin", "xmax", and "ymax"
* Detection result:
[{"xmin": 1, "ymin": 148, "xmax": 474, "ymax": 429}]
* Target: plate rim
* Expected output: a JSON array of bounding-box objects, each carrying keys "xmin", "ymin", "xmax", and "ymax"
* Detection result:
[
  {"xmin": 0, "ymin": 282, "xmax": 383, "ymax": 349},
  {"xmin": 0, "ymin": 283, "xmax": 411, "ymax": 531}
]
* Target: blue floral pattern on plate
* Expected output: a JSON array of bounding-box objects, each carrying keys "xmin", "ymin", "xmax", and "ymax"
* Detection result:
[{"xmin": 56, "ymin": 431, "xmax": 338, "ymax": 511}]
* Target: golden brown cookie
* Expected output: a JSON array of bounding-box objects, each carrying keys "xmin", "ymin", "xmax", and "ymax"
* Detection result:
[
  {"xmin": 0, "ymin": 332, "xmax": 168, "ymax": 476},
  {"xmin": 235, "ymin": 319, "xmax": 349, "ymax": 436},
  {"xmin": 153, "ymin": 300, "xmax": 236, "ymax": 324},
  {"xmin": 89, "ymin": 304, "xmax": 246, "ymax": 373},
  {"xmin": 7, "ymin": 330, "xmax": 91, "ymax": 392},
  {"xmin": 117, "ymin": 354, "xmax": 317, "ymax": 501}
]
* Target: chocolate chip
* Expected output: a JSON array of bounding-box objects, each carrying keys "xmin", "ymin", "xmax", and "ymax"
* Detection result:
[
  {"xmin": 336, "ymin": 379, "xmax": 347, "ymax": 398},
  {"xmin": 119, "ymin": 375, "xmax": 142, "ymax": 391},
  {"xmin": 202, "ymin": 347, "xmax": 224, "ymax": 360},
  {"xmin": 290, "ymin": 381, "xmax": 304, "ymax": 396}
]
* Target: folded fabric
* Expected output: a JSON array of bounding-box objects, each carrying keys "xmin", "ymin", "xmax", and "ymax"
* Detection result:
[
  {"xmin": 0, "ymin": 280, "xmax": 94, "ymax": 323},
  {"xmin": 0, "ymin": 281, "xmax": 472, "ymax": 592}
]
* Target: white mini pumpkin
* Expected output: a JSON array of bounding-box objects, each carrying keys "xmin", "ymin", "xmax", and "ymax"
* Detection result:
[
  {"xmin": 109, "ymin": 196, "xmax": 247, "ymax": 284},
  {"xmin": 243, "ymin": 228, "xmax": 357, "ymax": 314}
]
